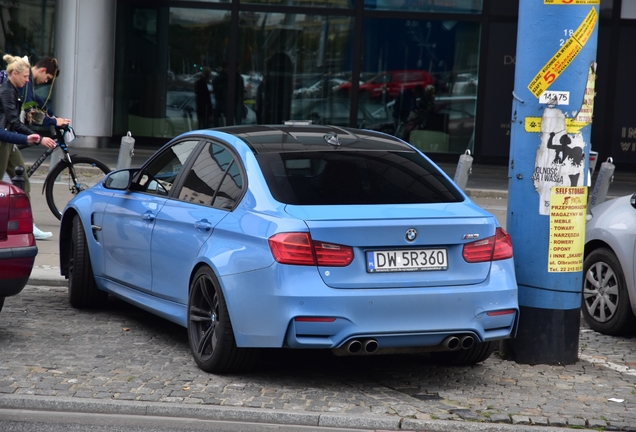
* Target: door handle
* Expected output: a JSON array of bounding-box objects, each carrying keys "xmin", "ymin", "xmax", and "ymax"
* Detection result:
[
  {"xmin": 142, "ymin": 212, "xmax": 156, "ymax": 222},
  {"xmin": 194, "ymin": 219, "xmax": 212, "ymax": 231}
]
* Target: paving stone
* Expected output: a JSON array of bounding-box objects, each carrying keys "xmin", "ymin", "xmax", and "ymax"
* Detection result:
[
  {"xmin": 489, "ymin": 414, "xmax": 510, "ymax": 423},
  {"xmin": 1, "ymin": 285, "xmax": 635, "ymax": 430},
  {"xmin": 510, "ymin": 415, "xmax": 531, "ymax": 425}
]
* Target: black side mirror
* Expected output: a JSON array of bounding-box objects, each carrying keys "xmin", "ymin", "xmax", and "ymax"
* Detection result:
[{"xmin": 103, "ymin": 169, "xmax": 137, "ymax": 190}]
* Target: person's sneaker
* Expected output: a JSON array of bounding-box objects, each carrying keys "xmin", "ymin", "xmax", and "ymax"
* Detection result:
[{"xmin": 33, "ymin": 224, "xmax": 53, "ymax": 240}]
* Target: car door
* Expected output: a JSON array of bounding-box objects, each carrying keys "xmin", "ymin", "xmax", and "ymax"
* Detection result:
[
  {"xmin": 101, "ymin": 139, "xmax": 200, "ymax": 293},
  {"xmin": 151, "ymin": 141, "xmax": 245, "ymax": 304}
]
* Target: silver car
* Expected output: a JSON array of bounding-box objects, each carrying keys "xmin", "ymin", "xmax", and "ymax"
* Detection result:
[{"xmin": 583, "ymin": 193, "xmax": 636, "ymax": 334}]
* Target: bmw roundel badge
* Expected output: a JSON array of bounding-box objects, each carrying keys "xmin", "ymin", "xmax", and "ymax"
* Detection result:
[{"xmin": 405, "ymin": 228, "xmax": 417, "ymax": 242}]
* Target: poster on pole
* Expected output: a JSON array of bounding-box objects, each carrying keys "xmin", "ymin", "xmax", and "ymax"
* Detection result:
[{"xmin": 548, "ymin": 186, "xmax": 587, "ymax": 272}]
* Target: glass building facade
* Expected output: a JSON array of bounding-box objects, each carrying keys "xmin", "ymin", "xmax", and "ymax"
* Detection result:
[
  {"xmin": 114, "ymin": 0, "xmax": 483, "ymax": 158},
  {"xmin": 4, "ymin": 0, "xmax": 636, "ymax": 169}
]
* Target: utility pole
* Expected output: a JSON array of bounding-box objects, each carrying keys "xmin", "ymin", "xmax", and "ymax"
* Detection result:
[{"xmin": 503, "ymin": 0, "xmax": 599, "ymax": 364}]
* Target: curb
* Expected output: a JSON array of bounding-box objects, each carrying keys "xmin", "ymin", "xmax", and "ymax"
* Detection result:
[
  {"xmin": 28, "ymin": 267, "xmax": 66, "ymax": 287},
  {"xmin": 464, "ymin": 188, "xmax": 508, "ymax": 199},
  {"xmin": 0, "ymin": 395, "xmax": 581, "ymax": 432}
]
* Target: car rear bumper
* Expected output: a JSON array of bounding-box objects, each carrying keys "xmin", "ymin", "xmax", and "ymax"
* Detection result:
[
  {"xmin": 220, "ymin": 259, "xmax": 519, "ymax": 349},
  {"xmin": 0, "ymin": 245, "xmax": 38, "ymax": 297}
]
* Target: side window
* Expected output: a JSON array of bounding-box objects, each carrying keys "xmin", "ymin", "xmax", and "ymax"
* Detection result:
[
  {"xmin": 177, "ymin": 142, "xmax": 244, "ymax": 210},
  {"xmin": 137, "ymin": 140, "xmax": 199, "ymax": 196}
]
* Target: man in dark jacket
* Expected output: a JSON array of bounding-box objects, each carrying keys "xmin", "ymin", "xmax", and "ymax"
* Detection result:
[
  {"xmin": 194, "ymin": 67, "xmax": 213, "ymax": 129},
  {"xmin": 21, "ymin": 57, "xmax": 70, "ymax": 129},
  {"xmin": 212, "ymin": 61, "xmax": 245, "ymax": 126}
]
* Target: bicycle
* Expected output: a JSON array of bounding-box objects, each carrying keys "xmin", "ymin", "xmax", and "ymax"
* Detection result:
[{"xmin": 18, "ymin": 126, "xmax": 111, "ymax": 220}]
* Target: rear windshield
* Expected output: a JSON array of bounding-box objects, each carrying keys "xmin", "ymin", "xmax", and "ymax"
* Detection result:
[{"xmin": 256, "ymin": 151, "xmax": 463, "ymax": 205}]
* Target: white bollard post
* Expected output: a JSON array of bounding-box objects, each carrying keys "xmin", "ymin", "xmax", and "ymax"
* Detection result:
[
  {"xmin": 588, "ymin": 157, "xmax": 615, "ymax": 210},
  {"xmin": 453, "ymin": 149, "xmax": 473, "ymax": 191},
  {"xmin": 116, "ymin": 132, "xmax": 135, "ymax": 170}
]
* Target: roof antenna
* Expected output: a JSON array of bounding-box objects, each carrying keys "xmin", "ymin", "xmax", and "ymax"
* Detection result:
[{"xmin": 324, "ymin": 133, "xmax": 341, "ymax": 147}]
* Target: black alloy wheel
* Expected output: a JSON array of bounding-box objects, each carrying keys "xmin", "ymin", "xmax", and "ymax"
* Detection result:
[{"xmin": 187, "ymin": 267, "xmax": 258, "ymax": 373}]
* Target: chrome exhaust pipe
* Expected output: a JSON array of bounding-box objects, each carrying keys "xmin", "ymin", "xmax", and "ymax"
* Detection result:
[
  {"xmin": 460, "ymin": 335, "xmax": 474, "ymax": 349},
  {"xmin": 442, "ymin": 336, "xmax": 461, "ymax": 351},
  {"xmin": 363, "ymin": 339, "xmax": 379, "ymax": 353},
  {"xmin": 345, "ymin": 339, "xmax": 362, "ymax": 354}
]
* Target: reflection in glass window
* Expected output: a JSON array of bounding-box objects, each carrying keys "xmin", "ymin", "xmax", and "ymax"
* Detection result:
[
  {"xmin": 237, "ymin": 12, "xmax": 354, "ymax": 125},
  {"xmin": 241, "ymin": 0, "xmax": 353, "ymax": 8},
  {"xmin": 138, "ymin": 140, "xmax": 200, "ymax": 195},
  {"xmin": 0, "ymin": 1, "xmax": 57, "ymax": 105},
  {"xmin": 359, "ymin": 19, "xmax": 479, "ymax": 154},
  {"xmin": 0, "ymin": 1, "xmax": 56, "ymax": 58},
  {"xmin": 364, "ymin": 0, "xmax": 482, "ymax": 13},
  {"xmin": 123, "ymin": 8, "xmax": 231, "ymax": 139},
  {"xmin": 256, "ymin": 151, "xmax": 461, "ymax": 205},
  {"xmin": 178, "ymin": 143, "xmax": 243, "ymax": 210}
]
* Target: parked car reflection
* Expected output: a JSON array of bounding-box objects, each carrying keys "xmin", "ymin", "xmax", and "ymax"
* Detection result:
[
  {"xmin": 290, "ymin": 98, "xmax": 393, "ymax": 133},
  {"xmin": 371, "ymin": 95, "xmax": 475, "ymax": 153},
  {"xmin": 165, "ymin": 90, "xmax": 256, "ymax": 136},
  {"xmin": 337, "ymin": 70, "xmax": 434, "ymax": 100}
]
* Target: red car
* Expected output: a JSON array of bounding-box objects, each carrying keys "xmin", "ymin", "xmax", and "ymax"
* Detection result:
[
  {"xmin": 337, "ymin": 70, "xmax": 433, "ymax": 99},
  {"xmin": 0, "ymin": 181, "xmax": 37, "ymax": 313}
]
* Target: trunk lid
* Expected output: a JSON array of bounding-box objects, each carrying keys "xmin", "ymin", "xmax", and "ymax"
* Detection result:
[{"xmin": 285, "ymin": 202, "xmax": 497, "ymax": 289}]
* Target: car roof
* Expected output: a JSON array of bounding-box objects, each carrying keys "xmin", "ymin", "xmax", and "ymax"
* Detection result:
[{"xmin": 214, "ymin": 124, "xmax": 416, "ymax": 154}]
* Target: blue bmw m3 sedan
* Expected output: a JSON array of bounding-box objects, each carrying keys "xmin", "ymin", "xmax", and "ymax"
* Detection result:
[{"xmin": 59, "ymin": 124, "xmax": 518, "ymax": 373}]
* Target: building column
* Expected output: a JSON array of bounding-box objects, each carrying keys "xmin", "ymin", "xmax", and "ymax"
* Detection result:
[{"xmin": 54, "ymin": 0, "xmax": 116, "ymax": 148}]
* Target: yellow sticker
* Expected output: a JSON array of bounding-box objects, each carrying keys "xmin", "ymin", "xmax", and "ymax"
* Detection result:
[
  {"xmin": 544, "ymin": 0, "xmax": 599, "ymax": 4},
  {"xmin": 528, "ymin": 7, "xmax": 598, "ymax": 98},
  {"xmin": 524, "ymin": 117, "xmax": 588, "ymax": 134},
  {"xmin": 548, "ymin": 186, "xmax": 587, "ymax": 273}
]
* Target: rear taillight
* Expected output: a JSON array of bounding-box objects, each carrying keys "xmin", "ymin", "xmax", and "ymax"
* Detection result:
[
  {"xmin": 462, "ymin": 227, "xmax": 513, "ymax": 263},
  {"xmin": 8, "ymin": 191, "xmax": 33, "ymax": 234},
  {"xmin": 268, "ymin": 232, "xmax": 354, "ymax": 267}
]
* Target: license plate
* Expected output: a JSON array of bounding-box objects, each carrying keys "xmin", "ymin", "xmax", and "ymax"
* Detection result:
[{"xmin": 366, "ymin": 249, "xmax": 448, "ymax": 273}]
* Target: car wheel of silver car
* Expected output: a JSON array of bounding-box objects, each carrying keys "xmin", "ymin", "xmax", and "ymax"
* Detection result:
[
  {"xmin": 430, "ymin": 341, "xmax": 496, "ymax": 365},
  {"xmin": 68, "ymin": 215, "xmax": 108, "ymax": 308},
  {"xmin": 187, "ymin": 266, "xmax": 258, "ymax": 373},
  {"xmin": 582, "ymin": 248, "xmax": 636, "ymax": 335}
]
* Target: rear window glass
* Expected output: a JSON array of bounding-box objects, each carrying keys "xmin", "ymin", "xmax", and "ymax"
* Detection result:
[{"xmin": 256, "ymin": 151, "xmax": 462, "ymax": 205}]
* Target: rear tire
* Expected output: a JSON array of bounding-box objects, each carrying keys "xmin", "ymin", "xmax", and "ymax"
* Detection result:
[
  {"xmin": 45, "ymin": 157, "xmax": 111, "ymax": 220},
  {"xmin": 430, "ymin": 341, "xmax": 496, "ymax": 365},
  {"xmin": 0, "ymin": 297, "xmax": 4, "ymax": 313},
  {"xmin": 68, "ymin": 215, "xmax": 107, "ymax": 308},
  {"xmin": 187, "ymin": 266, "xmax": 258, "ymax": 373}
]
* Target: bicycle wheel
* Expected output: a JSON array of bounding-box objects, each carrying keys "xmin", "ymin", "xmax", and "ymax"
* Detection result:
[{"xmin": 45, "ymin": 156, "xmax": 111, "ymax": 220}]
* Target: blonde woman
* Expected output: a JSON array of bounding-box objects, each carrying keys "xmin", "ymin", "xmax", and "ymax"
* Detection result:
[{"xmin": 0, "ymin": 54, "xmax": 57, "ymax": 239}]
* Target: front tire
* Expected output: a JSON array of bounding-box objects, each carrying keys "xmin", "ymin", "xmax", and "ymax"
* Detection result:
[
  {"xmin": 430, "ymin": 341, "xmax": 496, "ymax": 365},
  {"xmin": 45, "ymin": 157, "xmax": 111, "ymax": 220},
  {"xmin": 68, "ymin": 215, "xmax": 107, "ymax": 308},
  {"xmin": 582, "ymin": 248, "xmax": 636, "ymax": 335}
]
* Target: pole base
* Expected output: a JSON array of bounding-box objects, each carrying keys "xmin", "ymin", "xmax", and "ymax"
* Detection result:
[{"xmin": 501, "ymin": 305, "xmax": 580, "ymax": 365}]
